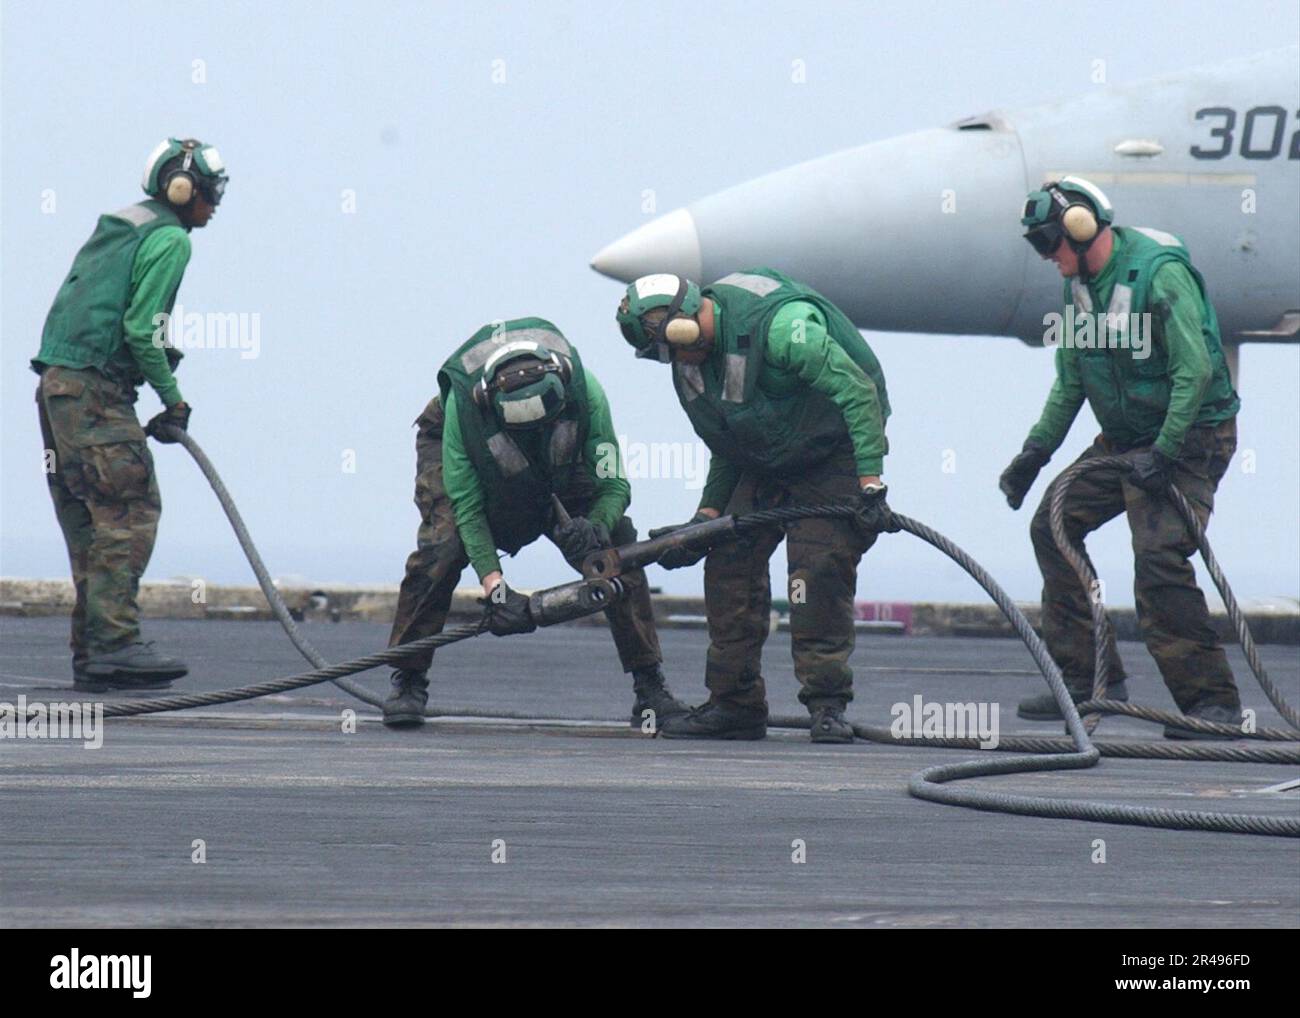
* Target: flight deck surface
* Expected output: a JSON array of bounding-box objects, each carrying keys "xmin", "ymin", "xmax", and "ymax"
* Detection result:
[{"xmin": 2, "ymin": 618, "xmax": 1296, "ymax": 928}]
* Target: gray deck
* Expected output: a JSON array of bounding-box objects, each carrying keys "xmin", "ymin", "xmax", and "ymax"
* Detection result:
[{"xmin": 1, "ymin": 617, "xmax": 1297, "ymax": 928}]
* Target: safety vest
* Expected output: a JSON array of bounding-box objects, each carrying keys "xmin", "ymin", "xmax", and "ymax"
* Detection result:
[
  {"xmin": 34, "ymin": 200, "xmax": 185, "ymax": 382},
  {"xmin": 674, "ymin": 267, "xmax": 890, "ymax": 474},
  {"xmin": 437, "ymin": 318, "xmax": 590, "ymax": 554},
  {"xmin": 1065, "ymin": 226, "xmax": 1239, "ymax": 449}
]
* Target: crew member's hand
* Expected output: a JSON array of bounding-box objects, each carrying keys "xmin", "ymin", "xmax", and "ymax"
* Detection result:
[
  {"xmin": 145, "ymin": 401, "xmax": 191, "ymax": 443},
  {"xmin": 998, "ymin": 440, "xmax": 1051, "ymax": 510},
  {"xmin": 479, "ymin": 580, "xmax": 536, "ymax": 636},
  {"xmin": 858, "ymin": 482, "xmax": 901, "ymax": 533},
  {"xmin": 648, "ymin": 510, "xmax": 713, "ymax": 569},
  {"xmin": 1128, "ymin": 447, "xmax": 1174, "ymax": 496},
  {"xmin": 553, "ymin": 515, "xmax": 610, "ymax": 566}
]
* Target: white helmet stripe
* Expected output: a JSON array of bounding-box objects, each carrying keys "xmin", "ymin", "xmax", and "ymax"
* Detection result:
[
  {"xmin": 633, "ymin": 273, "xmax": 682, "ymax": 300},
  {"xmin": 500, "ymin": 394, "xmax": 548, "ymax": 425},
  {"xmin": 1059, "ymin": 174, "xmax": 1113, "ymax": 214},
  {"xmin": 481, "ymin": 339, "xmax": 544, "ymax": 379},
  {"xmin": 142, "ymin": 139, "xmax": 173, "ymax": 191}
]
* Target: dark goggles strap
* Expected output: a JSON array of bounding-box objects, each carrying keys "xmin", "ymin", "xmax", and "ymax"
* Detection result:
[
  {"xmin": 493, "ymin": 357, "xmax": 559, "ymax": 393},
  {"xmin": 653, "ymin": 277, "xmax": 689, "ymax": 344}
]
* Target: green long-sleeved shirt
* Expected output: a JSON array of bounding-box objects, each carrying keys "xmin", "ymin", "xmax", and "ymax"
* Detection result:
[
  {"xmin": 123, "ymin": 226, "xmax": 190, "ymax": 406},
  {"xmin": 442, "ymin": 372, "xmax": 631, "ymax": 580},
  {"xmin": 1027, "ymin": 235, "xmax": 1214, "ymax": 460},
  {"xmin": 698, "ymin": 299, "xmax": 888, "ymax": 511}
]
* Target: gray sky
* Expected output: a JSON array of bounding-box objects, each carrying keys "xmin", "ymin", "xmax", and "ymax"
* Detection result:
[{"xmin": 3, "ymin": 0, "xmax": 1297, "ymax": 606}]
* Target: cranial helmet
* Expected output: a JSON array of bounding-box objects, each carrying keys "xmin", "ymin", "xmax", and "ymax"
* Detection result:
[
  {"xmin": 473, "ymin": 340, "xmax": 571, "ymax": 428},
  {"xmin": 142, "ymin": 138, "xmax": 229, "ymax": 207},
  {"xmin": 1022, "ymin": 174, "xmax": 1113, "ymax": 258},
  {"xmin": 616, "ymin": 273, "xmax": 704, "ymax": 361}
]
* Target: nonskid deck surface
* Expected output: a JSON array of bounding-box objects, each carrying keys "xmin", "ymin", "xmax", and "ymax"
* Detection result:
[{"xmin": 2, "ymin": 618, "xmax": 1297, "ymax": 928}]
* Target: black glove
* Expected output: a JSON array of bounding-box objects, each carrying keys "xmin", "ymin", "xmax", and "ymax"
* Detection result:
[
  {"xmin": 164, "ymin": 346, "xmax": 184, "ymax": 372},
  {"xmin": 858, "ymin": 484, "xmax": 901, "ymax": 533},
  {"xmin": 479, "ymin": 581, "xmax": 536, "ymax": 637},
  {"xmin": 144, "ymin": 401, "xmax": 191, "ymax": 443},
  {"xmin": 647, "ymin": 511, "xmax": 712, "ymax": 569},
  {"xmin": 998, "ymin": 440, "xmax": 1051, "ymax": 510},
  {"xmin": 553, "ymin": 515, "xmax": 610, "ymax": 566},
  {"xmin": 1129, "ymin": 447, "xmax": 1173, "ymax": 496}
]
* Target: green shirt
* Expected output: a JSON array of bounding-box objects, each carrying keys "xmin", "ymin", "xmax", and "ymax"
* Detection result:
[
  {"xmin": 699, "ymin": 299, "xmax": 887, "ymax": 511},
  {"xmin": 123, "ymin": 226, "xmax": 190, "ymax": 406},
  {"xmin": 1027, "ymin": 235, "xmax": 1216, "ymax": 459},
  {"xmin": 443, "ymin": 371, "xmax": 631, "ymax": 580}
]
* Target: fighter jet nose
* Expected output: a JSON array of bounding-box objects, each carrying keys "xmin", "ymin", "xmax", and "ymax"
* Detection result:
[{"xmin": 590, "ymin": 207, "xmax": 703, "ymax": 283}]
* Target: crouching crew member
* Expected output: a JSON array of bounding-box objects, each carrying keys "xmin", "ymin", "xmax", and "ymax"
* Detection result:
[{"xmin": 382, "ymin": 318, "xmax": 687, "ymax": 729}]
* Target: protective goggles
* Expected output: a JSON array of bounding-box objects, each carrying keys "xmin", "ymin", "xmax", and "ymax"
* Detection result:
[
  {"xmin": 200, "ymin": 176, "xmax": 228, "ymax": 206},
  {"xmin": 1024, "ymin": 220, "xmax": 1065, "ymax": 257},
  {"xmin": 184, "ymin": 143, "xmax": 228, "ymax": 206}
]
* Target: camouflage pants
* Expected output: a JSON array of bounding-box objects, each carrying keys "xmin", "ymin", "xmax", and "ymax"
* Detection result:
[
  {"xmin": 1029, "ymin": 420, "xmax": 1240, "ymax": 712},
  {"xmin": 36, "ymin": 367, "xmax": 161, "ymax": 663},
  {"xmin": 704, "ymin": 443, "xmax": 876, "ymax": 711},
  {"xmin": 387, "ymin": 397, "xmax": 663, "ymax": 675}
]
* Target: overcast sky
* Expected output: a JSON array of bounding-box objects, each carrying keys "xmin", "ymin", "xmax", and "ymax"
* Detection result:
[{"xmin": 2, "ymin": 0, "xmax": 1297, "ymax": 608}]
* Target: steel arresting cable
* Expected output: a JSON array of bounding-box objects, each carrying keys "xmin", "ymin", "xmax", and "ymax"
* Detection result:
[{"xmin": 40, "ymin": 431, "xmax": 1297, "ymax": 837}]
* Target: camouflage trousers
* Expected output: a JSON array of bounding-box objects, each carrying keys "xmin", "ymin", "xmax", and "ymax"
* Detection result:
[
  {"xmin": 704, "ymin": 443, "xmax": 876, "ymax": 711},
  {"xmin": 1029, "ymin": 420, "xmax": 1241, "ymax": 712},
  {"xmin": 386, "ymin": 397, "xmax": 663, "ymax": 675},
  {"xmin": 36, "ymin": 366, "xmax": 161, "ymax": 664}
]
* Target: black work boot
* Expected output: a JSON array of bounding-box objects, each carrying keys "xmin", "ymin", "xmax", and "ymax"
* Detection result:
[
  {"xmin": 382, "ymin": 669, "xmax": 429, "ymax": 728},
  {"xmin": 809, "ymin": 703, "xmax": 854, "ymax": 744},
  {"xmin": 629, "ymin": 666, "xmax": 690, "ymax": 730},
  {"xmin": 659, "ymin": 700, "xmax": 767, "ymax": 740},
  {"xmin": 71, "ymin": 658, "xmax": 93, "ymax": 692},
  {"xmin": 82, "ymin": 641, "xmax": 188, "ymax": 688},
  {"xmin": 73, "ymin": 668, "xmax": 106, "ymax": 693},
  {"xmin": 1163, "ymin": 702, "xmax": 1243, "ymax": 741},
  {"xmin": 1017, "ymin": 679, "xmax": 1128, "ymax": 721}
]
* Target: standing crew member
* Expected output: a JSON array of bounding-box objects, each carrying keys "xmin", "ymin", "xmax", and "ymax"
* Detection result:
[
  {"xmin": 382, "ymin": 318, "xmax": 687, "ymax": 729},
  {"xmin": 1002, "ymin": 176, "xmax": 1243, "ymax": 740},
  {"xmin": 33, "ymin": 138, "xmax": 227, "ymax": 691},
  {"xmin": 616, "ymin": 270, "xmax": 895, "ymax": 743}
]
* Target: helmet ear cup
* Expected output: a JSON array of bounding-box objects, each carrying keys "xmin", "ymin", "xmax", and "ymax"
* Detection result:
[
  {"xmin": 165, "ymin": 172, "xmax": 194, "ymax": 205},
  {"xmin": 1062, "ymin": 203, "xmax": 1098, "ymax": 243},
  {"xmin": 553, "ymin": 352, "xmax": 572, "ymax": 384},
  {"xmin": 162, "ymin": 140, "xmax": 202, "ymax": 207},
  {"xmin": 663, "ymin": 316, "xmax": 701, "ymax": 345},
  {"xmin": 472, "ymin": 377, "xmax": 491, "ymax": 411}
]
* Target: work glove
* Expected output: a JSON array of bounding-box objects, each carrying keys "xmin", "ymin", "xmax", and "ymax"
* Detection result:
[
  {"xmin": 144, "ymin": 401, "xmax": 191, "ymax": 443},
  {"xmin": 998, "ymin": 440, "xmax": 1051, "ymax": 510},
  {"xmin": 553, "ymin": 515, "xmax": 610, "ymax": 567},
  {"xmin": 647, "ymin": 511, "xmax": 713, "ymax": 569},
  {"xmin": 858, "ymin": 484, "xmax": 901, "ymax": 533},
  {"xmin": 479, "ymin": 581, "xmax": 536, "ymax": 637},
  {"xmin": 1128, "ymin": 447, "xmax": 1174, "ymax": 497},
  {"xmin": 164, "ymin": 346, "xmax": 184, "ymax": 372}
]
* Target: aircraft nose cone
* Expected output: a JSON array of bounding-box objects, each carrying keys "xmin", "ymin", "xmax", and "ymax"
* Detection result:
[
  {"xmin": 590, "ymin": 207, "xmax": 703, "ymax": 283},
  {"xmin": 591, "ymin": 126, "xmax": 1032, "ymax": 338}
]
